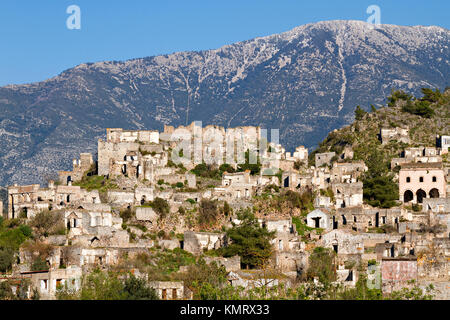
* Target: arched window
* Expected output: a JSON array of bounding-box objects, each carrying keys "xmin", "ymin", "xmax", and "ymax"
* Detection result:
[
  {"xmin": 429, "ymin": 188, "xmax": 439, "ymax": 198},
  {"xmin": 404, "ymin": 190, "xmax": 413, "ymax": 203},
  {"xmin": 416, "ymin": 189, "xmax": 426, "ymax": 203}
]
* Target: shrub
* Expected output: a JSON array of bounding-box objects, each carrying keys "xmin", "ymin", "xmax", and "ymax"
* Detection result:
[
  {"xmin": 28, "ymin": 210, "xmax": 64, "ymax": 236},
  {"xmin": 31, "ymin": 257, "xmax": 49, "ymax": 271},
  {"xmin": 120, "ymin": 207, "xmax": 134, "ymax": 222},
  {"xmin": 307, "ymin": 247, "xmax": 336, "ymax": 286},
  {"xmin": 151, "ymin": 198, "xmax": 170, "ymax": 219},
  {"xmin": 198, "ymin": 200, "xmax": 219, "ymax": 227},
  {"xmin": 0, "ymin": 248, "xmax": 15, "ymax": 273},
  {"xmin": 222, "ymin": 209, "xmax": 275, "ymax": 269}
]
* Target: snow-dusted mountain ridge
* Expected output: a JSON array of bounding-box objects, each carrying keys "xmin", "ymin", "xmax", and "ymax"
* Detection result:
[{"xmin": 0, "ymin": 20, "xmax": 448, "ymax": 185}]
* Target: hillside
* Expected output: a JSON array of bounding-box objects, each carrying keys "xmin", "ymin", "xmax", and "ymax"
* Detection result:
[
  {"xmin": 0, "ymin": 20, "xmax": 449, "ymax": 186},
  {"xmin": 310, "ymin": 88, "xmax": 450, "ymax": 171}
]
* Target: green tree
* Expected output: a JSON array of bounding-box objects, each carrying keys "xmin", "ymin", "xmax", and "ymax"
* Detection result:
[
  {"xmin": 181, "ymin": 259, "xmax": 228, "ymax": 299},
  {"xmin": 307, "ymin": 247, "xmax": 336, "ymax": 287},
  {"xmin": 123, "ymin": 274, "xmax": 159, "ymax": 300},
  {"xmin": 151, "ymin": 197, "xmax": 170, "ymax": 219},
  {"xmin": 221, "ymin": 209, "xmax": 275, "ymax": 269},
  {"xmin": 354, "ymin": 105, "xmax": 367, "ymax": 120},
  {"xmin": 0, "ymin": 248, "xmax": 15, "ymax": 273},
  {"xmin": 237, "ymin": 150, "xmax": 261, "ymax": 175},
  {"xmin": 363, "ymin": 175, "xmax": 399, "ymax": 208},
  {"xmin": 0, "ymin": 281, "xmax": 14, "ymax": 300}
]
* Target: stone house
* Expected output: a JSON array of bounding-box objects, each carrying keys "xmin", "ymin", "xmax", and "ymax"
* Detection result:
[
  {"xmin": 399, "ymin": 162, "xmax": 446, "ymax": 203},
  {"xmin": 436, "ymin": 135, "xmax": 450, "ymax": 154},
  {"xmin": 315, "ymin": 152, "xmax": 336, "ymax": 167},
  {"xmin": 306, "ymin": 209, "xmax": 332, "ymax": 230},
  {"xmin": 319, "ymin": 229, "xmax": 364, "ymax": 256},
  {"xmin": 380, "ymin": 127, "xmax": 410, "ymax": 145},
  {"xmin": 421, "ymin": 197, "xmax": 450, "ymax": 213},
  {"xmin": 204, "ymin": 256, "xmax": 241, "ymax": 272},
  {"xmin": 58, "ymin": 153, "xmax": 94, "ymax": 185},
  {"xmin": 24, "ymin": 266, "xmax": 82, "ymax": 300},
  {"xmin": 149, "ymin": 281, "xmax": 185, "ymax": 300},
  {"xmin": 381, "ymin": 257, "xmax": 418, "ymax": 294},
  {"xmin": 332, "ymin": 182, "xmax": 363, "ymax": 209},
  {"xmin": 7, "ymin": 181, "xmax": 102, "ymax": 219},
  {"xmin": 330, "ymin": 161, "xmax": 366, "ymax": 184},
  {"xmin": 183, "ymin": 231, "xmax": 227, "ymax": 255},
  {"xmin": 260, "ymin": 218, "xmax": 298, "ymax": 252}
]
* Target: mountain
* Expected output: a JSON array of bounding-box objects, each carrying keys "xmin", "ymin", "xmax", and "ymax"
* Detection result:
[{"xmin": 0, "ymin": 20, "xmax": 449, "ymax": 186}]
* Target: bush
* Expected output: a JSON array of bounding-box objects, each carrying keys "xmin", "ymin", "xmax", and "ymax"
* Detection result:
[
  {"xmin": 58, "ymin": 270, "xmax": 159, "ymax": 300},
  {"xmin": 151, "ymin": 198, "xmax": 170, "ymax": 219},
  {"xmin": 0, "ymin": 281, "xmax": 14, "ymax": 300},
  {"xmin": 307, "ymin": 247, "xmax": 336, "ymax": 286},
  {"xmin": 191, "ymin": 163, "xmax": 221, "ymax": 180},
  {"xmin": 354, "ymin": 105, "xmax": 367, "ymax": 120},
  {"xmin": 120, "ymin": 208, "xmax": 134, "ymax": 222},
  {"xmin": 31, "ymin": 257, "xmax": 49, "ymax": 272},
  {"xmin": 402, "ymin": 100, "xmax": 434, "ymax": 118},
  {"xmin": 0, "ymin": 248, "xmax": 15, "ymax": 273},
  {"xmin": 363, "ymin": 175, "xmax": 399, "ymax": 208},
  {"xmin": 198, "ymin": 200, "xmax": 219, "ymax": 227},
  {"xmin": 222, "ymin": 209, "xmax": 275, "ymax": 269},
  {"xmin": 28, "ymin": 210, "xmax": 64, "ymax": 236}
]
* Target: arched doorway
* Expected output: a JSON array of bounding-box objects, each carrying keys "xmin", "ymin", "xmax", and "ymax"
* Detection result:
[
  {"xmin": 403, "ymin": 190, "xmax": 413, "ymax": 203},
  {"xmin": 416, "ymin": 189, "xmax": 426, "ymax": 203},
  {"xmin": 429, "ymin": 188, "xmax": 439, "ymax": 198}
]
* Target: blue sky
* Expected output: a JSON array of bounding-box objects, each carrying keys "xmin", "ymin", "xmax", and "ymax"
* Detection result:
[{"xmin": 0, "ymin": 0, "xmax": 448, "ymax": 86}]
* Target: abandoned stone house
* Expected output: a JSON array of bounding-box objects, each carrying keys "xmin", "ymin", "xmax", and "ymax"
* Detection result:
[
  {"xmin": 399, "ymin": 162, "xmax": 446, "ymax": 203},
  {"xmin": 149, "ymin": 281, "xmax": 185, "ymax": 300},
  {"xmin": 58, "ymin": 153, "xmax": 94, "ymax": 186},
  {"xmin": 183, "ymin": 231, "xmax": 227, "ymax": 255},
  {"xmin": 306, "ymin": 209, "xmax": 332, "ymax": 230},
  {"xmin": 381, "ymin": 257, "xmax": 418, "ymax": 294},
  {"xmin": 287, "ymin": 146, "xmax": 308, "ymax": 161},
  {"xmin": 422, "ymin": 197, "xmax": 450, "ymax": 213},
  {"xmin": 391, "ymin": 147, "xmax": 443, "ymax": 169},
  {"xmin": 282, "ymin": 167, "xmax": 331, "ymax": 190},
  {"xmin": 204, "ymin": 256, "xmax": 241, "ymax": 272},
  {"xmin": 319, "ymin": 229, "xmax": 364, "ymax": 256},
  {"xmin": 315, "ymin": 152, "xmax": 336, "ymax": 167},
  {"xmin": 331, "ymin": 182, "xmax": 363, "ymax": 209},
  {"xmin": 436, "ymin": 135, "xmax": 450, "ymax": 153},
  {"xmin": 7, "ymin": 182, "xmax": 102, "ymax": 220},
  {"xmin": 22, "ymin": 266, "xmax": 82, "ymax": 300},
  {"xmin": 380, "ymin": 127, "xmax": 410, "ymax": 145},
  {"xmin": 330, "ymin": 161, "xmax": 367, "ymax": 184},
  {"xmin": 260, "ymin": 218, "xmax": 299, "ymax": 252},
  {"xmin": 218, "ymin": 170, "xmax": 254, "ymax": 199},
  {"xmin": 375, "ymin": 241, "xmax": 415, "ymax": 260}
]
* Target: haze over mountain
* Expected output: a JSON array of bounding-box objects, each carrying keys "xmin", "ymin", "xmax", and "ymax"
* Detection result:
[{"xmin": 0, "ymin": 20, "xmax": 449, "ymax": 186}]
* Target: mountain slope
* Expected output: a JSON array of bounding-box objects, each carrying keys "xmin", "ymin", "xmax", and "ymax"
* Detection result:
[{"xmin": 0, "ymin": 20, "xmax": 449, "ymax": 186}]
